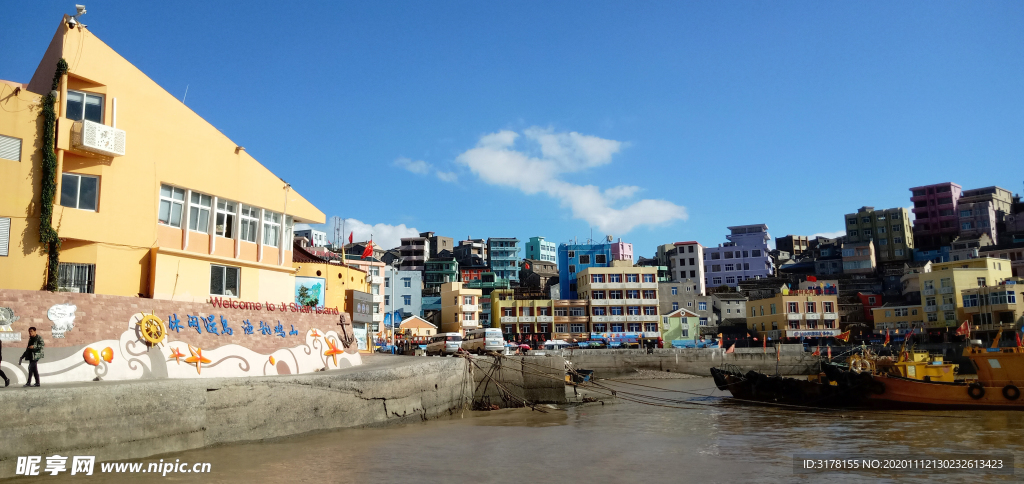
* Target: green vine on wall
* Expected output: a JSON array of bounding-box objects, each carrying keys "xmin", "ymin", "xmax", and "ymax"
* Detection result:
[{"xmin": 39, "ymin": 58, "xmax": 68, "ymax": 291}]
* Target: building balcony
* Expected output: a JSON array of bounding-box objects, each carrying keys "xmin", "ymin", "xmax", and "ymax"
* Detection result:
[
  {"xmin": 370, "ymin": 275, "xmax": 383, "ymax": 285},
  {"xmin": 640, "ymin": 282, "xmax": 658, "ymax": 289},
  {"xmin": 787, "ymin": 313, "xmax": 802, "ymax": 321},
  {"xmin": 589, "ymin": 282, "xmax": 624, "ymax": 290},
  {"xmin": 591, "ymin": 316, "xmax": 608, "ymax": 323},
  {"xmin": 519, "ymin": 316, "xmax": 536, "ymax": 323},
  {"xmin": 500, "ymin": 316, "xmax": 517, "ymax": 323},
  {"xmin": 925, "ymin": 305, "xmax": 938, "ymax": 313},
  {"xmin": 938, "ymin": 287, "xmax": 954, "ymax": 294},
  {"xmin": 609, "ymin": 315, "xmax": 626, "ymax": 322},
  {"xmin": 462, "ymin": 304, "xmax": 478, "ymax": 312},
  {"xmin": 372, "ymin": 313, "xmax": 383, "ymax": 322},
  {"xmin": 590, "ymin": 299, "xmax": 610, "ymax": 306},
  {"xmin": 643, "ymin": 299, "xmax": 659, "ymax": 306},
  {"xmin": 805, "ymin": 313, "xmax": 821, "ymax": 320},
  {"xmin": 624, "ymin": 298, "xmax": 643, "ymax": 306},
  {"xmin": 537, "ymin": 316, "xmax": 553, "ymax": 323},
  {"xmin": 940, "ymin": 304, "xmax": 955, "ymax": 311},
  {"xmin": 372, "ymin": 295, "xmax": 383, "ymax": 303},
  {"xmin": 824, "ymin": 312, "xmax": 838, "ymax": 320},
  {"xmin": 922, "ymin": 288, "xmax": 936, "ymax": 296}
]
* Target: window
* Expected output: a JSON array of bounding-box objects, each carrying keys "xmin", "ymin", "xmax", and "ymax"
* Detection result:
[
  {"xmin": 823, "ymin": 302, "xmax": 834, "ymax": 313},
  {"xmin": 878, "ymin": 227, "xmax": 886, "ymax": 234},
  {"xmin": 644, "ymin": 306, "xmax": 657, "ymax": 315},
  {"xmin": 863, "ymin": 229, "xmax": 872, "ymax": 237},
  {"xmin": 940, "ymin": 278, "xmax": 951, "ymax": 288},
  {"xmin": 57, "ymin": 262, "xmax": 95, "ymax": 293},
  {"xmin": 188, "ymin": 192, "xmax": 212, "ymax": 233},
  {"xmin": 239, "ymin": 205, "xmax": 259, "ymax": 243},
  {"xmin": 689, "ymin": 258, "xmax": 695, "ymax": 266},
  {"xmin": 66, "ymin": 90, "xmax": 103, "ymax": 123},
  {"xmin": 861, "ymin": 217, "xmax": 870, "ymax": 223},
  {"xmin": 690, "ymin": 270, "xmax": 696, "ymax": 278},
  {"xmin": 643, "ymin": 290, "xmax": 656, "ymax": 299},
  {"xmin": 0, "ymin": 217, "xmax": 9, "ymax": 256},
  {"xmin": 789, "ymin": 322, "xmax": 799, "ymax": 330},
  {"xmin": 215, "ymin": 200, "xmax": 236, "ymax": 238},
  {"xmin": 788, "ymin": 302, "xmax": 799, "ymax": 313},
  {"xmin": 847, "ymin": 218, "xmax": 856, "ymax": 225},
  {"xmin": 463, "ymin": 296, "xmax": 474, "ymax": 305},
  {"xmin": 806, "ymin": 302, "xmax": 816, "ymax": 313},
  {"xmin": 725, "ymin": 264, "xmax": 735, "ymax": 271},
  {"xmin": 579, "ymin": 255, "xmax": 591, "ymax": 264},
  {"xmin": 591, "ymin": 274, "xmax": 605, "ymax": 283},
  {"xmin": 158, "ymin": 186, "xmax": 185, "ymax": 227},
  {"xmin": 571, "ymin": 323, "xmax": 586, "ymax": 333},
  {"xmin": 609, "ymin": 274, "xmax": 622, "ymax": 283},
  {"xmin": 743, "ymin": 263, "xmax": 750, "ymax": 270},
  {"xmin": 892, "ymin": 225, "xmax": 901, "ymax": 232},
  {"xmin": 712, "ymin": 265, "xmax": 721, "ymax": 272},
  {"xmin": 611, "ymin": 323, "xmax": 625, "ymax": 332},
  {"xmin": 698, "ymin": 301, "xmax": 707, "ymax": 311},
  {"xmin": 712, "ymin": 277, "xmax": 721, "ymax": 285},
  {"xmin": 463, "ymin": 312, "xmax": 475, "ymax": 321},
  {"xmin": 868, "ymin": 296, "xmax": 876, "ymax": 305},
  {"xmin": 626, "ymin": 274, "xmax": 639, "ymax": 283},
  {"xmin": 977, "ymin": 277, "xmax": 986, "ymax": 287},
  {"xmin": 595, "ymin": 254, "xmax": 606, "ymax": 264},
  {"xmin": 263, "ymin": 211, "xmax": 281, "ymax": 246},
  {"xmin": 724, "ymin": 252, "xmax": 733, "ymax": 259},
  {"xmin": 592, "ymin": 307, "xmax": 606, "ymax": 316},
  {"xmin": 610, "ymin": 306, "xmax": 623, "ymax": 315},
  {"xmin": 567, "ymin": 250, "xmax": 575, "ymax": 258},
  {"xmin": 962, "ymin": 222, "xmax": 973, "ymax": 230},
  {"xmin": 711, "ymin": 252, "xmax": 720, "ymax": 260},
  {"xmin": 609, "ymin": 290, "xmax": 623, "ymax": 299},
  {"xmin": 671, "ymin": 287, "xmax": 678, "ymax": 295},
  {"xmin": 210, "ymin": 264, "xmax": 240, "ymax": 296},
  {"xmin": 60, "ymin": 173, "xmax": 99, "ymax": 211},
  {"xmin": 751, "ymin": 250, "xmax": 761, "ymax": 257},
  {"xmin": 726, "ymin": 277, "xmax": 735, "ymax": 284},
  {"xmin": 402, "ymin": 295, "xmax": 411, "ymax": 306},
  {"xmin": 592, "ymin": 290, "xmax": 606, "ymax": 299},
  {"xmin": 626, "ymin": 290, "xmax": 640, "ymax": 299},
  {"xmin": 569, "ymin": 265, "xmax": 576, "ymax": 274},
  {"xmin": 642, "ymin": 274, "xmax": 655, "ymax": 283},
  {"xmin": 672, "ymin": 302, "xmax": 679, "ymax": 311},
  {"xmin": 687, "ymin": 301, "xmax": 693, "ymax": 307},
  {"xmin": 384, "ymin": 295, "xmax": 390, "ymax": 306},
  {"xmin": 699, "ymin": 318, "xmax": 708, "ymax": 326},
  {"xmin": 742, "ymin": 251, "xmax": 749, "ymax": 258},
  {"xmin": 0, "ymin": 133, "xmax": 22, "ymax": 162}
]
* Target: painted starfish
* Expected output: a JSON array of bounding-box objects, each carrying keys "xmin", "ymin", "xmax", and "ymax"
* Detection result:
[
  {"xmin": 168, "ymin": 347, "xmax": 186, "ymax": 365},
  {"xmin": 184, "ymin": 345, "xmax": 212, "ymax": 374},
  {"xmin": 323, "ymin": 337, "xmax": 344, "ymax": 367},
  {"xmin": 310, "ymin": 330, "xmax": 321, "ymax": 338}
]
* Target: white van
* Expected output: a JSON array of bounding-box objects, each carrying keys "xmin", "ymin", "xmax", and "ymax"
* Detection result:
[
  {"xmin": 463, "ymin": 328, "xmax": 505, "ymax": 354},
  {"xmin": 426, "ymin": 333, "xmax": 463, "ymax": 356}
]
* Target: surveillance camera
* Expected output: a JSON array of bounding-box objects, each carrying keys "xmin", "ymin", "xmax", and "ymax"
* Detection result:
[
  {"xmin": 67, "ymin": 17, "xmax": 78, "ymax": 28},
  {"xmin": 76, "ymin": 5, "xmax": 87, "ymax": 15}
]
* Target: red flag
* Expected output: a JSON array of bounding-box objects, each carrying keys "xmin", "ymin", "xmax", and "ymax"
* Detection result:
[
  {"xmin": 827, "ymin": 345, "xmax": 832, "ymax": 362},
  {"xmin": 884, "ymin": 329, "xmax": 890, "ymax": 346},
  {"xmin": 812, "ymin": 345, "xmax": 820, "ymax": 356},
  {"xmin": 361, "ymin": 240, "xmax": 373, "ymax": 259},
  {"xmin": 836, "ymin": 330, "xmax": 851, "ymax": 343},
  {"xmin": 726, "ymin": 343, "xmax": 735, "ymax": 354},
  {"xmin": 348, "ymin": 231, "xmax": 354, "ymax": 244},
  {"xmin": 1016, "ymin": 331, "xmax": 1021, "ymax": 348},
  {"xmin": 955, "ymin": 320, "xmax": 971, "ymax": 338},
  {"xmin": 524, "ymin": 261, "xmax": 531, "ymax": 270}
]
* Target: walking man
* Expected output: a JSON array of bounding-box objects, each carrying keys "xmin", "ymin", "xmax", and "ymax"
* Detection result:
[{"xmin": 23, "ymin": 327, "xmax": 43, "ymax": 387}]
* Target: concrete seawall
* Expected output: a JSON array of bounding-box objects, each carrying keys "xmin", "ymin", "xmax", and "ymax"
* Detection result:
[
  {"xmin": 547, "ymin": 348, "xmax": 822, "ymax": 378},
  {"xmin": 469, "ymin": 355, "xmax": 566, "ymax": 408},
  {"xmin": 0, "ymin": 355, "xmax": 473, "ymax": 479}
]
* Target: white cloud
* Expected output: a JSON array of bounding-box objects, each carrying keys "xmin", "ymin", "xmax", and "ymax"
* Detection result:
[
  {"xmin": 296, "ymin": 217, "xmax": 418, "ymax": 250},
  {"xmin": 436, "ymin": 171, "xmax": 458, "ymax": 183},
  {"xmin": 455, "ymin": 127, "xmax": 687, "ymax": 234},
  {"xmin": 811, "ymin": 230, "xmax": 847, "ymax": 239},
  {"xmin": 393, "ymin": 157, "xmax": 432, "ymax": 175}
]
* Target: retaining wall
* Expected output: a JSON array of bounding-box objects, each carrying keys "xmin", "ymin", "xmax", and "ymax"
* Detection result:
[
  {"xmin": 0, "ymin": 356, "xmax": 472, "ymax": 479},
  {"xmin": 539, "ymin": 348, "xmax": 821, "ymax": 378},
  {"xmin": 469, "ymin": 355, "xmax": 566, "ymax": 408}
]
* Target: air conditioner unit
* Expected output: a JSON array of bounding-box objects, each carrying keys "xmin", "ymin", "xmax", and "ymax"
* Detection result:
[{"xmin": 72, "ymin": 120, "xmax": 126, "ymax": 157}]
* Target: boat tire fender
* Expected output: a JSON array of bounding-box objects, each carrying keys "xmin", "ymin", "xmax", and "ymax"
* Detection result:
[
  {"xmin": 1002, "ymin": 385, "xmax": 1020, "ymax": 401},
  {"xmin": 968, "ymin": 383, "xmax": 985, "ymax": 400},
  {"xmin": 868, "ymin": 379, "xmax": 885, "ymax": 395}
]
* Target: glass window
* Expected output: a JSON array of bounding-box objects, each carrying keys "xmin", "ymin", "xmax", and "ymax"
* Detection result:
[
  {"xmin": 66, "ymin": 90, "xmax": 103, "ymax": 123},
  {"xmin": 592, "ymin": 307, "xmax": 606, "ymax": 316},
  {"xmin": 698, "ymin": 301, "xmax": 707, "ymax": 311},
  {"xmin": 672, "ymin": 302, "xmax": 679, "ymax": 311},
  {"xmin": 239, "ymin": 205, "xmax": 259, "ymax": 243},
  {"xmin": 210, "ymin": 264, "xmax": 240, "ymax": 296},
  {"xmin": 579, "ymin": 255, "xmax": 591, "ymax": 264},
  {"xmin": 595, "ymin": 254, "xmax": 606, "ymax": 264},
  {"xmin": 751, "ymin": 250, "xmax": 761, "ymax": 257},
  {"xmin": 626, "ymin": 274, "xmax": 639, "ymax": 283},
  {"xmin": 609, "ymin": 274, "xmax": 621, "ymax": 283},
  {"xmin": 403, "ymin": 295, "xmax": 411, "ymax": 305},
  {"xmin": 671, "ymin": 287, "xmax": 678, "ymax": 295},
  {"xmin": 60, "ymin": 173, "xmax": 99, "ymax": 211},
  {"xmin": 215, "ymin": 200, "xmax": 236, "ymax": 238},
  {"xmin": 57, "ymin": 262, "xmax": 95, "ymax": 293},
  {"xmin": 158, "ymin": 184, "xmax": 185, "ymax": 227},
  {"xmin": 263, "ymin": 211, "xmax": 281, "ymax": 247},
  {"xmin": 188, "ymin": 192, "xmax": 212, "ymax": 233}
]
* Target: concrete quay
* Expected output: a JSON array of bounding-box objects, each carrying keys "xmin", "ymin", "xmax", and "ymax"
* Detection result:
[
  {"xmin": 0, "ymin": 355, "xmax": 473, "ymax": 479},
  {"xmin": 545, "ymin": 347, "xmax": 823, "ymax": 378}
]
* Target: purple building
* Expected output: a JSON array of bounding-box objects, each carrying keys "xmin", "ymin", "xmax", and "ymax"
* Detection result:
[
  {"xmin": 703, "ymin": 224, "xmax": 774, "ymax": 289},
  {"xmin": 910, "ymin": 182, "xmax": 962, "ymax": 249}
]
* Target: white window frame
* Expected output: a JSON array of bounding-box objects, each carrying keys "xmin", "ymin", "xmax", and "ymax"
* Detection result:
[
  {"xmin": 0, "ymin": 216, "xmax": 9, "ymax": 256},
  {"xmin": 263, "ymin": 211, "xmax": 282, "ymax": 247},
  {"xmin": 158, "ymin": 184, "xmax": 185, "ymax": 227},
  {"xmin": 210, "ymin": 264, "xmax": 240, "ymax": 297},
  {"xmin": 188, "ymin": 191, "xmax": 212, "ymax": 233},
  {"xmin": 215, "ymin": 199, "xmax": 237, "ymax": 238},
  {"xmin": 60, "ymin": 173, "xmax": 99, "ymax": 211},
  {"xmin": 239, "ymin": 205, "xmax": 259, "ymax": 243},
  {"xmin": 65, "ymin": 89, "xmax": 104, "ymax": 123}
]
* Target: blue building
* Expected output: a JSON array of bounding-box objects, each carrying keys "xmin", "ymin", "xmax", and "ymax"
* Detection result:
[
  {"xmin": 384, "ymin": 266, "xmax": 423, "ymax": 319},
  {"xmin": 913, "ymin": 247, "xmax": 950, "ymax": 263},
  {"xmin": 557, "ymin": 243, "xmax": 613, "ymax": 299},
  {"xmin": 487, "ymin": 238, "xmax": 521, "ymax": 284},
  {"xmin": 525, "ymin": 236, "xmax": 557, "ymax": 263}
]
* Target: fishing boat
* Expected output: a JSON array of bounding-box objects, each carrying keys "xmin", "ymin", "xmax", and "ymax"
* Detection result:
[{"xmin": 710, "ymin": 364, "xmax": 870, "ymax": 408}]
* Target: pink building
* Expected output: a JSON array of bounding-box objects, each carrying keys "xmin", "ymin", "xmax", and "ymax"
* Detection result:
[
  {"xmin": 910, "ymin": 182, "xmax": 962, "ymax": 249},
  {"xmin": 611, "ymin": 238, "xmax": 633, "ymax": 261}
]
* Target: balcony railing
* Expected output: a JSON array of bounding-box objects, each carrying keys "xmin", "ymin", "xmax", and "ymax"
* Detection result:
[
  {"xmin": 805, "ymin": 313, "xmax": 821, "ymax": 320},
  {"xmin": 787, "ymin": 313, "xmax": 802, "ymax": 320},
  {"xmin": 922, "ymin": 288, "xmax": 936, "ymax": 296},
  {"xmin": 823, "ymin": 312, "xmax": 838, "ymax": 320},
  {"xmin": 537, "ymin": 316, "xmax": 553, "ymax": 323},
  {"xmin": 924, "ymin": 305, "xmax": 938, "ymax": 312},
  {"xmin": 462, "ymin": 304, "xmax": 478, "ymax": 312},
  {"xmin": 938, "ymin": 287, "xmax": 954, "ymax": 294},
  {"xmin": 500, "ymin": 316, "xmax": 516, "ymax": 323},
  {"xmin": 519, "ymin": 316, "xmax": 536, "ymax": 323},
  {"xmin": 940, "ymin": 304, "xmax": 955, "ymax": 311}
]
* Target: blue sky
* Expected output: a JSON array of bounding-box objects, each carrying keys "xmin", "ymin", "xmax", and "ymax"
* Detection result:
[{"xmin": 4, "ymin": 2, "xmax": 1023, "ymax": 255}]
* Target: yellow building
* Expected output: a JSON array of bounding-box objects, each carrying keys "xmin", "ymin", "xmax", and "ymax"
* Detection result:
[
  {"xmin": 871, "ymin": 303, "xmax": 925, "ymax": 334},
  {"xmin": 0, "ymin": 18, "xmax": 323, "ymax": 303},
  {"xmin": 439, "ymin": 282, "xmax": 482, "ymax": 334},
  {"xmin": 577, "ymin": 262, "xmax": 660, "ymax": 334},
  {"xmin": 960, "ymin": 278, "xmax": 1024, "ymax": 337},
  {"xmin": 491, "ymin": 289, "xmax": 555, "ymax": 335},
  {"xmin": 398, "ymin": 316, "xmax": 437, "ymax": 338},
  {"xmin": 919, "ymin": 257, "xmax": 1013, "ymax": 328},
  {"xmin": 746, "ymin": 290, "xmax": 840, "ymax": 339}
]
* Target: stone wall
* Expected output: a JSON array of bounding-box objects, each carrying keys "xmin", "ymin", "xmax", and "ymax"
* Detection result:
[
  {"xmin": 0, "ymin": 356, "xmax": 472, "ymax": 478},
  {"xmin": 469, "ymin": 355, "xmax": 566, "ymax": 408},
  {"xmin": 0, "ymin": 289, "xmax": 352, "ymax": 354},
  {"xmin": 540, "ymin": 348, "xmax": 821, "ymax": 378}
]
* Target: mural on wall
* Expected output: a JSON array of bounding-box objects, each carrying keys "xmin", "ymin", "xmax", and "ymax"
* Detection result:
[
  {"xmin": 295, "ymin": 277, "xmax": 326, "ymax": 308},
  {"xmin": 47, "ymin": 304, "xmax": 77, "ymax": 338},
  {"xmin": 0, "ymin": 313, "xmax": 362, "ymax": 385},
  {"xmin": 0, "ymin": 307, "xmax": 22, "ymax": 342}
]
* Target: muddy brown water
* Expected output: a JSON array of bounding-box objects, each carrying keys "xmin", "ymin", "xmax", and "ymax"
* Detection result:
[{"xmin": 11, "ymin": 377, "xmax": 1024, "ymax": 483}]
